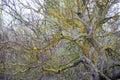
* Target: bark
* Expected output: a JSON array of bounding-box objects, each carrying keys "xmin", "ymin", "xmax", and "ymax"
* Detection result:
[{"xmin": 42, "ymin": 56, "xmax": 111, "ymax": 80}]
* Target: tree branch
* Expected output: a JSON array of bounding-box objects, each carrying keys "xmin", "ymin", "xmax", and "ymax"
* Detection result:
[
  {"xmin": 101, "ymin": 12, "xmax": 120, "ymax": 24},
  {"xmin": 42, "ymin": 56, "xmax": 96, "ymax": 73},
  {"xmin": 42, "ymin": 56, "xmax": 111, "ymax": 80}
]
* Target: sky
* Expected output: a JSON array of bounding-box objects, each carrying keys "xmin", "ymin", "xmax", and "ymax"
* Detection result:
[{"xmin": 1, "ymin": 0, "xmax": 120, "ymax": 33}]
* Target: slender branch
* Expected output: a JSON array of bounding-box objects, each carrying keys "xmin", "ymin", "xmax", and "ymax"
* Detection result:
[{"xmin": 101, "ymin": 12, "xmax": 120, "ymax": 24}]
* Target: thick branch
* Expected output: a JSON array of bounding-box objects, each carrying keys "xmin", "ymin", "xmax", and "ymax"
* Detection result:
[
  {"xmin": 42, "ymin": 56, "xmax": 96, "ymax": 73},
  {"xmin": 42, "ymin": 56, "xmax": 110, "ymax": 80},
  {"xmin": 77, "ymin": 13, "xmax": 92, "ymax": 34}
]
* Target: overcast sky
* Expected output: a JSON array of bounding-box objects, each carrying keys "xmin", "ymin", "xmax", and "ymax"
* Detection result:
[{"xmin": 1, "ymin": 0, "xmax": 120, "ymax": 33}]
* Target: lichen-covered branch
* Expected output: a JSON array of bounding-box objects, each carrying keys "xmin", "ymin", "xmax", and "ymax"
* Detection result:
[
  {"xmin": 42, "ymin": 56, "xmax": 95, "ymax": 73},
  {"xmin": 42, "ymin": 56, "xmax": 110, "ymax": 80}
]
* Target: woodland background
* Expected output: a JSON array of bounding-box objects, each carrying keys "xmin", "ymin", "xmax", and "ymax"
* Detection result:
[{"xmin": 0, "ymin": 0, "xmax": 120, "ymax": 80}]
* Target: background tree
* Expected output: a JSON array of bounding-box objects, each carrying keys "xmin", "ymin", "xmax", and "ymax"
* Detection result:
[{"xmin": 0, "ymin": 0, "xmax": 120, "ymax": 80}]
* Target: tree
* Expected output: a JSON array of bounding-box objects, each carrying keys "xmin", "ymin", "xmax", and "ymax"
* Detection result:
[{"xmin": 0, "ymin": 0, "xmax": 120, "ymax": 80}]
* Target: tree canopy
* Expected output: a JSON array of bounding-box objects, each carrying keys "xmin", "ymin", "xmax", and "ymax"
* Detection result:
[{"xmin": 0, "ymin": 0, "xmax": 120, "ymax": 80}]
